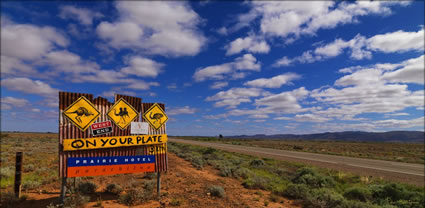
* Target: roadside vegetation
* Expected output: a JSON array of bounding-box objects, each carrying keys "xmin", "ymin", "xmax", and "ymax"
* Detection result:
[
  {"xmin": 176, "ymin": 136, "xmax": 425, "ymax": 164},
  {"xmin": 0, "ymin": 133, "xmax": 58, "ymax": 191},
  {"xmin": 169, "ymin": 142, "xmax": 425, "ymax": 208}
]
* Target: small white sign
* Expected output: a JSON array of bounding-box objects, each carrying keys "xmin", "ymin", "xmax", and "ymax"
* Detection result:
[{"xmin": 131, "ymin": 122, "xmax": 149, "ymax": 134}]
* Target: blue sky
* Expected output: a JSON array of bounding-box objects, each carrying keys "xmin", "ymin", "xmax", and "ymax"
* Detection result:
[{"xmin": 1, "ymin": 1, "xmax": 424, "ymax": 136}]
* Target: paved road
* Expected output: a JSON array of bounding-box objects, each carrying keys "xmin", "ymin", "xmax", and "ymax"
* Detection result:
[{"xmin": 169, "ymin": 138, "xmax": 424, "ymax": 185}]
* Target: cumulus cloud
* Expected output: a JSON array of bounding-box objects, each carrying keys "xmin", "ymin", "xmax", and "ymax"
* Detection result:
[
  {"xmin": 193, "ymin": 54, "xmax": 261, "ymax": 82},
  {"xmin": 311, "ymin": 55, "xmax": 424, "ymax": 120},
  {"xmin": 1, "ymin": 97, "xmax": 30, "ymax": 111},
  {"xmin": 254, "ymin": 87, "xmax": 309, "ymax": 114},
  {"xmin": 244, "ymin": 73, "xmax": 301, "ymax": 88},
  {"xmin": 96, "ymin": 1, "xmax": 206, "ymax": 56},
  {"xmin": 206, "ymin": 87, "xmax": 269, "ymax": 108},
  {"xmin": 168, "ymin": 106, "xmax": 197, "ymax": 116},
  {"xmin": 1, "ymin": 23, "xmax": 68, "ymax": 60},
  {"xmin": 236, "ymin": 1, "xmax": 407, "ymax": 42},
  {"xmin": 274, "ymin": 28, "xmax": 424, "ymax": 67},
  {"xmin": 226, "ymin": 36, "xmax": 270, "ymax": 55},
  {"xmin": 59, "ymin": 5, "xmax": 103, "ymax": 25},
  {"xmin": 2, "ymin": 77, "xmax": 59, "ymax": 97},
  {"xmin": 210, "ymin": 82, "xmax": 229, "ymax": 89},
  {"xmin": 120, "ymin": 56, "xmax": 164, "ymax": 78}
]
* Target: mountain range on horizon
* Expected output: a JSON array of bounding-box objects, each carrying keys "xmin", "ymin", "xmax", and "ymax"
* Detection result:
[{"xmin": 227, "ymin": 131, "xmax": 425, "ymax": 143}]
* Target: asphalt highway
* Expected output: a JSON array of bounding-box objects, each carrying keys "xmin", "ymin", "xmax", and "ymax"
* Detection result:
[{"xmin": 169, "ymin": 138, "xmax": 424, "ymax": 186}]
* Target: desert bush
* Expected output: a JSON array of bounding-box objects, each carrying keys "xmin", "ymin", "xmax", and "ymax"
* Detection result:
[
  {"xmin": 303, "ymin": 188, "xmax": 345, "ymax": 208},
  {"xmin": 343, "ymin": 186, "xmax": 372, "ymax": 202},
  {"xmin": 143, "ymin": 172, "xmax": 157, "ymax": 180},
  {"xmin": 233, "ymin": 167, "xmax": 252, "ymax": 179},
  {"xmin": 292, "ymin": 167, "xmax": 335, "ymax": 188},
  {"xmin": 143, "ymin": 179, "xmax": 156, "ymax": 193},
  {"xmin": 118, "ymin": 188, "xmax": 150, "ymax": 206},
  {"xmin": 208, "ymin": 185, "xmax": 225, "ymax": 198},
  {"xmin": 170, "ymin": 197, "xmax": 183, "ymax": 206},
  {"xmin": 0, "ymin": 167, "xmax": 14, "ymax": 178},
  {"xmin": 77, "ymin": 181, "xmax": 97, "ymax": 195},
  {"xmin": 283, "ymin": 183, "xmax": 310, "ymax": 199},
  {"xmin": 242, "ymin": 176, "xmax": 268, "ymax": 189},
  {"xmin": 191, "ymin": 155, "xmax": 204, "ymax": 169},
  {"xmin": 249, "ymin": 159, "xmax": 265, "ymax": 167},
  {"xmin": 203, "ymin": 147, "xmax": 216, "ymax": 155},
  {"xmin": 105, "ymin": 183, "xmax": 122, "ymax": 195},
  {"xmin": 22, "ymin": 179, "xmax": 41, "ymax": 190},
  {"xmin": 63, "ymin": 192, "xmax": 90, "ymax": 208},
  {"xmin": 218, "ymin": 165, "xmax": 233, "ymax": 177}
]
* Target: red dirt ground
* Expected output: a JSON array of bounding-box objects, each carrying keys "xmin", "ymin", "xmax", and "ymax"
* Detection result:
[{"xmin": 14, "ymin": 153, "xmax": 299, "ymax": 208}]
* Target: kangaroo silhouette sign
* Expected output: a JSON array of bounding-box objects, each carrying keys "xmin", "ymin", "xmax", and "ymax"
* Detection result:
[
  {"xmin": 63, "ymin": 96, "xmax": 100, "ymax": 131},
  {"xmin": 107, "ymin": 98, "xmax": 139, "ymax": 130},
  {"xmin": 143, "ymin": 103, "xmax": 168, "ymax": 130}
]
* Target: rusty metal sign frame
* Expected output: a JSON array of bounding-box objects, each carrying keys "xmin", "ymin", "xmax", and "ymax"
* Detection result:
[{"xmin": 58, "ymin": 91, "xmax": 168, "ymax": 201}]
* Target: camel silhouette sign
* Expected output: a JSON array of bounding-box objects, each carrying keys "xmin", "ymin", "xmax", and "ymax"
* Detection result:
[
  {"xmin": 107, "ymin": 98, "xmax": 139, "ymax": 130},
  {"xmin": 143, "ymin": 103, "xmax": 168, "ymax": 130},
  {"xmin": 63, "ymin": 96, "xmax": 100, "ymax": 131}
]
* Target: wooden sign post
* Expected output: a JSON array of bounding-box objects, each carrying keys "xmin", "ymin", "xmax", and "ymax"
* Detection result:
[
  {"xmin": 58, "ymin": 92, "xmax": 168, "ymax": 202},
  {"xmin": 14, "ymin": 152, "xmax": 23, "ymax": 198}
]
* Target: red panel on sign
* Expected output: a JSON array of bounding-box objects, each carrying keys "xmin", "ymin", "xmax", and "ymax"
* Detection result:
[
  {"xmin": 67, "ymin": 163, "xmax": 155, "ymax": 177},
  {"xmin": 91, "ymin": 121, "xmax": 112, "ymax": 130}
]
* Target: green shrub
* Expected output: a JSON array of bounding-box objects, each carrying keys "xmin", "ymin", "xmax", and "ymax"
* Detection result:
[
  {"xmin": 203, "ymin": 147, "xmax": 216, "ymax": 155},
  {"xmin": 343, "ymin": 187, "xmax": 372, "ymax": 202},
  {"xmin": 22, "ymin": 179, "xmax": 41, "ymax": 190},
  {"xmin": 218, "ymin": 165, "xmax": 233, "ymax": 177},
  {"xmin": 143, "ymin": 179, "xmax": 156, "ymax": 193},
  {"xmin": 77, "ymin": 181, "xmax": 97, "ymax": 195},
  {"xmin": 191, "ymin": 155, "xmax": 204, "ymax": 169},
  {"xmin": 242, "ymin": 176, "xmax": 268, "ymax": 189},
  {"xmin": 283, "ymin": 183, "xmax": 310, "ymax": 199},
  {"xmin": 105, "ymin": 183, "xmax": 122, "ymax": 195},
  {"xmin": 303, "ymin": 188, "xmax": 345, "ymax": 208},
  {"xmin": 292, "ymin": 167, "xmax": 335, "ymax": 188},
  {"xmin": 208, "ymin": 185, "xmax": 225, "ymax": 198},
  {"xmin": 249, "ymin": 159, "xmax": 265, "ymax": 167},
  {"xmin": 233, "ymin": 167, "xmax": 252, "ymax": 179},
  {"xmin": 143, "ymin": 172, "xmax": 157, "ymax": 180},
  {"xmin": 0, "ymin": 167, "xmax": 14, "ymax": 178}
]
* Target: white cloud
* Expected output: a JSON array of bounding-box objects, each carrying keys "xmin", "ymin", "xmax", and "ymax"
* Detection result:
[
  {"xmin": 294, "ymin": 114, "xmax": 330, "ymax": 122},
  {"xmin": 96, "ymin": 1, "xmax": 206, "ymax": 56},
  {"xmin": 168, "ymin": 106, "xmax": 197, "ymax": 116},
  {"xmin": 59, "ymin": 5, "xmax": 103, "ymax": 25},
  {"xmin": 244, "ymin": 73, "xmax": 301, "ymax": 88},
  {"xmin": 373, "ymin": 117, "xmax": 425, "ymax": 129},
  {"xmin": 254, "ymin": 87, "xmax": 309, "ymax": 114},
  {"xmin": 226, "ymin": 36, "xmax": 270, "ymax": 55},
  {"xmin": 275, "ymin": 28, "xmax": 424, "ymax": 67},
  {"xmin": 311, "ymin": 56, "xmax": 424, "ymax": 120},
  {"xmin": 210, "ymin": 82, "xmax": 228, "ymax": 89},
  {"xmin": 2, "ymin": 77, "xmax": 59, "ymax": 97},
  {"xmin": 237, "ymin": 1, "xmax": 407, "ymax": 42},
  {"xmin": 382, "ymin": 55, "xmax": 424, "ymax": 85},
  {"xmin": 206, "ymin": 87, "xmax": 268, "ymax": 108},
  {"xmin": 193, "ymin": 54, "xmax": 261, "ymax": 82},
  {"xmin": 1, "ymin": 97, "xmax": 29, "ymax": 108},
  {"xmin": 126, "ymin": 81, "xmax": 160, "ymax": 90},
  {"xmin": 120, "ymin": 56, "xmax": 164, "ymax": 78},
  {"xmin": 367, "ymin": 28, "xmax": 424, "ymax": 53},
  {"xmin": 1, "ymin": 23, "xmax": 68, "ymax": 60}
]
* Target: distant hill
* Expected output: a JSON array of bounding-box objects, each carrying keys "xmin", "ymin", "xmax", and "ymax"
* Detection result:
[{"xmin": 228, "ymin": 131, "xmax": 425, "ymax": 143}]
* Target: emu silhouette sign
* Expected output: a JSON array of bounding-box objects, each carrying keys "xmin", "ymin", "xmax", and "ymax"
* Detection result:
[
  {"xmin": 107, "ymin": 98, "xmax": 139, "ymax": 130},
  {"xmin": 63, "ymin": 96, "xmax": 100, "ymax": 131},
  {"xmin": 143, "ymin": 103, "xmax": 168, "ymax": 130}
]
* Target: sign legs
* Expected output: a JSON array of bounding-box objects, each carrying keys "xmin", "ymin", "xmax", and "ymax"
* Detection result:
[
  {"xmin": 14, "ymin": 152, "xmax": 23, "ymax": 198},
  {"xmin": 60, "ymin": 177, "xmax": 67, "ymax": 203},
  {"xmin": 157, "ymin": 172, "xmax": 161, "ymax": 198}
]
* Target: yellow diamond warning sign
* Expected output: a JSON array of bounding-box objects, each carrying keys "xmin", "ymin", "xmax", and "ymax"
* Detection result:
[
  {"xmin": 107, "ymin": 98, "xmax": 139, "ymax": 130},
  {"xmin": 143, "ymin": 103, "xmax": 168, "ymax": 130},
  {"xmin": 63, "ymin": 96, "xmax": 100, "ymax": 131}
]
